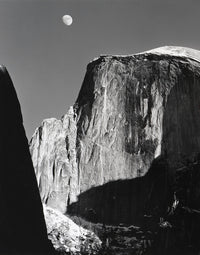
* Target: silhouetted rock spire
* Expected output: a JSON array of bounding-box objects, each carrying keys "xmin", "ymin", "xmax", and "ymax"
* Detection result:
[{"xmin": 0, "ymin": 66, "xmax": 54, "ymax": 254}]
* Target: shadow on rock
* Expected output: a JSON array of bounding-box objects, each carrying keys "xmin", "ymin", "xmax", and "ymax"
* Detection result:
[{"xmin": 68, "ymin": 156, "xmax": 171, "ymax": 226}]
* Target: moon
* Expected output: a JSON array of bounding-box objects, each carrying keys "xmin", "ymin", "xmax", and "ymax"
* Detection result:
[{"xmin": 62, "ymin": 15, "xmax": 73, "ymax": 26}]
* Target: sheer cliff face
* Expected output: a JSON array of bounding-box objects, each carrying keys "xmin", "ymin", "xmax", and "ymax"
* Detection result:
[
  {"xmin": 30, "ymin": 48, "xmax": 200, "ymax": 218},
  {"xmin": 30, "ymin": 107, "xmax": 78, "ymax": 213}
]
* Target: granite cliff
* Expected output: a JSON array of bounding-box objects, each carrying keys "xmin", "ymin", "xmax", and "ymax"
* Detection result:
[
  {"xmin": 30, "ymin": 46, "xmax": 200, "ymax": 227},
  {"xmin": 0, "ymin": 66, "xmax": 54, "ymax": 254}
]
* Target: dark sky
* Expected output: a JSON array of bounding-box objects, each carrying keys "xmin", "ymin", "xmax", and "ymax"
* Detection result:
[{"xmin": 0, "ymin": 0, "xmax": 200, "ymax": 138}]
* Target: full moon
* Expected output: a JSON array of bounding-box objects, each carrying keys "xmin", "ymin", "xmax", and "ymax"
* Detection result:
[{"xmin": 62, "ymin": 15, "xmax": 73, "ymax": 26}]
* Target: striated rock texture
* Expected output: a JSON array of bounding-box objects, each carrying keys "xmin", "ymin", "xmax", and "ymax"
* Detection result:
[
  {"xmin": 30, "ymin": 46, "xmax": 200, "ymax": 225},
  {"xmin": 30, "ymin": 107, "xmax": 79, "ymax": 213},
  {"xmin": 0, "ymin": 66, "xmax": 54, "ymax": 254}
]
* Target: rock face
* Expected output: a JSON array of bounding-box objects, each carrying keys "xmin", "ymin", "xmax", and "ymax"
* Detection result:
[
  {"xmin": 44, "ymin": 205, "xmax": 101, "ymax": 254},
  {"xmin": 30, "ymin": 46, "xmax": 200, "ymax": 225},
  {"xmin": 0, "ymin": 66, "xmax": 54, "ymax": 254},
  {"xmin": 30, "ymin": 107, "xmax": 78, "ymax": 213}
]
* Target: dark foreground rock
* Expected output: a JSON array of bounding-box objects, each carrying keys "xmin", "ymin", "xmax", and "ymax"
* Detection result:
[{"xmin": 0, "ymin": 66, "xmax": 54, "ymax": 254}]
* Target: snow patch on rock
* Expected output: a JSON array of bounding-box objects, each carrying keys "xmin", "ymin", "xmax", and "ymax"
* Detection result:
[
  {"xmin": 43, "ymin": 205, "xmax": 102, "ymax": 254},
  {"xmin": 143, "ymin": 46, "xmax": 200, "ymax": 62}
]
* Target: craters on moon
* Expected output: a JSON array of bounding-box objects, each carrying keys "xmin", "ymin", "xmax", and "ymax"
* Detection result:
[{"xmin": 62, "ymin": 15, "xmax": 73, "ymax": 26}]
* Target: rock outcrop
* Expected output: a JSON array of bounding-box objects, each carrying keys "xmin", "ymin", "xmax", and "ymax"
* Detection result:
[
  {"xmin": 30, "ymin": 46, "xmax": 200, "ymax": 226},
  {"xmin": 0, "ymin": 66, "xmax": 54, "ymax": 254},
  {"xmin": 44, "ymin": 205, "xmax": 101, "ymax": 254}
]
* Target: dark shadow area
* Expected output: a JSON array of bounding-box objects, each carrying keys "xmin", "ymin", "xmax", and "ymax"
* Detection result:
[
  {"xmin": 68, "ymin": 156, "xmax": 200, "ymax": 255},
  {"xmin": 0, "ymin": 66, "xmax": 55, "ymax": 254},
  {"xmin": 161, "ymin": 60, "xmax": 200, "ymax": 167},
  {"xmin": 68, "ymin": 156, "xmax": 172, "ymax": 225},
  {"xmin": 149, "ymin": 155, "xmax": 200, "ymax": 255}
]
